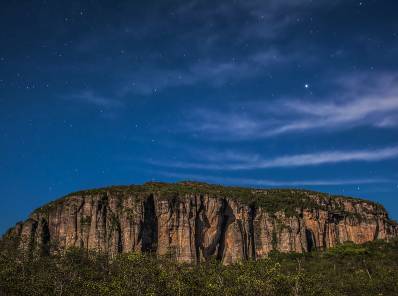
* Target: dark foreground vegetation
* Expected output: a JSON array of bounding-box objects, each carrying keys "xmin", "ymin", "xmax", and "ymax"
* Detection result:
[{"xmin": 1, "ymin": 239, "xmax": 398, "ymax": 296}]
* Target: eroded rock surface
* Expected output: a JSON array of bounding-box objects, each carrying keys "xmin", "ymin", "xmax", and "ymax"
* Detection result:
[{"xmin": 3, "ymin": 182, "xmax": 397, "ymax": 264}]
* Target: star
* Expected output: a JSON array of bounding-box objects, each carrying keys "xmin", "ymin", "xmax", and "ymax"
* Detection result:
[{"xmin": 304, "ymin": 84, "xmax": 309, "ymax": 89}]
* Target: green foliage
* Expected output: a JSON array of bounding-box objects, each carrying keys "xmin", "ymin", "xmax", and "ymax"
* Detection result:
[
  {"xmin": 80, "ymin": 216, "xmax": 92, "ymax": 226},
  {"xmin": 325, "ymin": 241, "xmax": 369, "ymax": 257},
  {"xmin": 1, "ymin": 239, "xmax": 398, "ymax": 295}
]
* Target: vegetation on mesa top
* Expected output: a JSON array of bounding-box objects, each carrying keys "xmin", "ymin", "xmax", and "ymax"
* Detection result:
[{"xmin": 33, "ymin": 181, "xmax": 387, "ymax": 218}]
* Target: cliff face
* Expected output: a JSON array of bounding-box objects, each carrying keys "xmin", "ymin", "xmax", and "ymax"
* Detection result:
[{"xmin": 3, "ymin": 182, "xmax": 398, "ymax": 264}]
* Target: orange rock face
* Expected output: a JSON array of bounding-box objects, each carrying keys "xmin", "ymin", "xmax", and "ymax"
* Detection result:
[{"xmin": 3, "ymin": 184, "xmax": 397, "ymax": 264}]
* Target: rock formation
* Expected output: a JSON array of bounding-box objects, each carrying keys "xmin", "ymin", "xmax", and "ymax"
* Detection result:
[{"xmin": 2, "ymin": 182, "xmax": 397, "ymax": 264}]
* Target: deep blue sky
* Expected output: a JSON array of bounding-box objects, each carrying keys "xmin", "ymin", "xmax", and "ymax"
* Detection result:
[{"xmin": 1, "ymin": 0, "xmax": 398, "ymax": 234}]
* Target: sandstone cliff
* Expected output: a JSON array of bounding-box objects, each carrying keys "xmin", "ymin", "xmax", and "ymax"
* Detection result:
[{"xmin": 3, "ymin": 182, "xmax": 397, "ymax": 264}]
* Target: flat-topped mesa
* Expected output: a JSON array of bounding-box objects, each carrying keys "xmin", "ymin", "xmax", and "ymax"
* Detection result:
[{"xmin": 3, "ymin": 181, "xmax": 398, "ymax": 264}]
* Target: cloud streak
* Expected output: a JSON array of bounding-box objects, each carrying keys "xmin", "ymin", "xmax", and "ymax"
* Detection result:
[
  {"xmin": 157, "ymin": 171, "xmax": 392, "ymax": 187},
  {"xmin": 62, "ymin": 90, "xmax": 123, "ymax": 110},
  {"xmin": 151, "ymin": 145, "xmax": 398, "ymax": 171},
  {"xmin": 120, "ymin": 49, "xmax": 289, "ymax": 95},
  {"xmin": 184, "ymin": 72, "xmax": 398, "ymax": 139},
  {"xmin": 91, "ymin": 1, "xmax": 327, "ymax": 96}
]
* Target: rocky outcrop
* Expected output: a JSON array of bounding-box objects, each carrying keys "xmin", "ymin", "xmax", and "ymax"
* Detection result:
[{"xmin": 3, "ymin": 182, "xmax": 398, "ymax": 264}]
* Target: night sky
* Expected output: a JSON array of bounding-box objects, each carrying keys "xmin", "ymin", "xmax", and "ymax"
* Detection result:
[{"xmin": 1, "ymin": 0, "xmax": 398, "ymax": 234}]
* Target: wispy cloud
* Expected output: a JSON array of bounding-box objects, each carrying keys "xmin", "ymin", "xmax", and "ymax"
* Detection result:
[
  {"xmin": 120, "ymin": 49, "xmax": 288, "ymax": 95},
  {"xmin": 183, "ymin": 72, "xmax": 398, "ymax": 139},
  {"xmin": 150, "ymin": 145, "xmax": 398, "ymax": 171},
  {"xmin": 176, "ymin": 0, "xmax": 339, "ymax": 41},
  {"xmin": 90, "ymin": 0, "xmax": 325, "ymax": 96},
  {"xmin": 64, "ymin": 90, "xmax": 123, "ymax": 108},
  {"xmin": 54, "ymin": 0, "xmax": 339, "ymax": 98},
  {"xmin": 156, "ymin": 171, "xmax": 392, "ymax": 187}
]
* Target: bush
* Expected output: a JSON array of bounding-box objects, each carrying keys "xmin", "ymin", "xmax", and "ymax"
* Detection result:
[{"xmin": 1, "ymin": 239, "xmax": 398, "ymax": 295}]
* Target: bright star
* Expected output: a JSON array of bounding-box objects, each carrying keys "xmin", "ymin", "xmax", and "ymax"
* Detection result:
[{"xmin": 304, "ymin": 84, "xmax": 309, "ymax": 89}]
